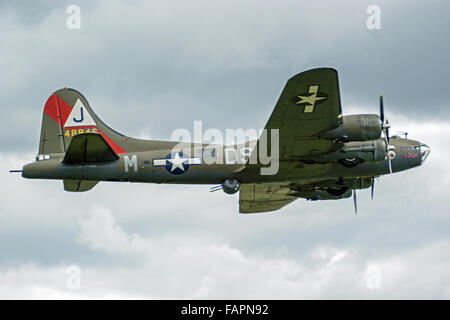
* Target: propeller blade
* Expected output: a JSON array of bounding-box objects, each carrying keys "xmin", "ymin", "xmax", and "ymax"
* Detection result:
[
  {"xmin": 388, "ymin": 156, "xmax": 392, "ymax": 174},
  {"xmin": 380, "ymin": 94, "xmax": 384, "ymax": 123},
  {"xmin": 371, "ymin": 177, "xmax": 375, "ymax": 200},
  {"xmin": 380, "ymin": 95, "xmax": 392, "ymax": 172},
  {"xmin": 353, "ymin": 189, "xmax": 358, "ymax": 215},
  {"xmin": 385, "ymin": 118, "xmax": 390, "ymax": 143}
]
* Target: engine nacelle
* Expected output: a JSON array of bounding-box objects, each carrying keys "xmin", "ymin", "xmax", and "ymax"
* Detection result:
[
  {"xmin": 319, "ymin": 114, "xmax": 381, "ymax": 141},
  {"xmin": 339, "ymin": 139, "xmax": 387, "ymax": 162},
  {"xmin": 308, "ymin": 138, "xmax": 386, "ymax": 163}
]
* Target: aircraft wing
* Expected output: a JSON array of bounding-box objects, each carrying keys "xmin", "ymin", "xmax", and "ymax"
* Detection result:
[
  {"xmin": 263, "ymin": 68, "xmax": 343, "ymax": 160},
  {"xmin": 239, "ymin": 177, "xmax": 359, "ymax": 213},
  {"xmin": 239, "ymin": 182, "xmax": 297, "ymax": 213},
  {"xmin": 63, "ymin": 133, "xmax": 119, "ymax": 164}
]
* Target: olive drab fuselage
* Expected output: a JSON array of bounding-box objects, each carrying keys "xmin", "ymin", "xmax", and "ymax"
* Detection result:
[{"xmin": 20, "ymin": 68, "xmax": 430, "ymax": 213}]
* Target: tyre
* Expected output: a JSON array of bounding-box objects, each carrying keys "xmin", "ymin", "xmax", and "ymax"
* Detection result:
[{"xmin": 339, "ymin": 158, "xmax": 363, "ymax": 167}]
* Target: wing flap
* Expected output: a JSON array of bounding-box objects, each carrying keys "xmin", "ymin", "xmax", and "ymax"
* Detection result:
[
  {"xmin": 239, "ymin": 199, "xmax": 297, "ymax": 213},
  {"xmin": 239, "ymin": 183, "xmax": 297, "ymax": 213}
]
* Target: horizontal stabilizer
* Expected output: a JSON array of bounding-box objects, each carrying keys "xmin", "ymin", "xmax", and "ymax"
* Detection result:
[
  {"xmin": 63, "ymin": 133, "xmax": 119, "ymax": 164},
  {"xmin": 64, "ymin": 179, "xmax": 99, "ymax": 192}
]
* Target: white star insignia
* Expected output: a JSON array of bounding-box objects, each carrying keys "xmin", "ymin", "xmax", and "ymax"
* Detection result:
[{"xmin": 167, "ymin": 153, "xmax": 187, "ymax": 172}]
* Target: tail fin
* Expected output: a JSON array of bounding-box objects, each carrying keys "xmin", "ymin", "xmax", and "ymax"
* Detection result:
[{"xmin": 38, "ymin": 88, "xmax": 126, "ymax": 155}]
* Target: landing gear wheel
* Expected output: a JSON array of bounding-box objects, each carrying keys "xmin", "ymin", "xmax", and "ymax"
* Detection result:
[
  {"xmin": 222, "ymin": 178, "xmax": 241, "ymax": 194},
  {"xmin": 339, "ymin": 158, "xmax": 363, "ymax": 168},
  {"xmin": 326, "ymin": 186, "xmax": 349, "ymax": 196}
]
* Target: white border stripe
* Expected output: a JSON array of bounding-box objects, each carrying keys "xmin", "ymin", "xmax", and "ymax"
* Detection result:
[
  {"xmin": 153, "ymin": 159, "xmax": 167, "ymax": 166},
  {"xmin": 186, "ymin": 158, "xmax": 201, "ymax": 165}
]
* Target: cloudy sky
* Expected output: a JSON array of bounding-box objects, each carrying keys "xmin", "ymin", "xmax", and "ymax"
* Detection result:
[{"xmin": 1, "ymin": 0, "xmax": 449, "ymax": 299}]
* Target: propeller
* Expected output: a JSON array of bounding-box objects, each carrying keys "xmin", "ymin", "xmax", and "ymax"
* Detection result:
[
  {"xmin": 379, "ymin": 94, "xmax": 385, "ymax": 123},
  {"xmin": 387, "ymin": 151, "xmax": 393, "ymax": 173},
  {"xmin": 370, "ymin": 177, "xmax": 375, "ymax": 200},
  {"xmin": 353, "ymin": 189, "xmax": 357, "ymax": 215},
  {"xmin": 380, "ymin": 95, "xmax": 393, "ymax": 173},
  {"xmin": 385, "ymin": 118, "xmax": 390, "ymax": 144}
]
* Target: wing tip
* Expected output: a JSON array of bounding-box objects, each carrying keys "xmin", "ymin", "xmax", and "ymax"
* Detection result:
[{"xmin": 288, "ymin": 67, "xmax": 338, "ymax": 82}]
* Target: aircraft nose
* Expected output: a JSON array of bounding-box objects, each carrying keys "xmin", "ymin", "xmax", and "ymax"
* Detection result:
[{"xmin": 419, "ymin": 143, "xmax": 431, "ymax": 164}]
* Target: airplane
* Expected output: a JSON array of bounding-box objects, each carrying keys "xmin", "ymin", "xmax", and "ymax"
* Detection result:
[{"xmin": 12, "ymin": 68, "xmax": 430, "ymax": 213}]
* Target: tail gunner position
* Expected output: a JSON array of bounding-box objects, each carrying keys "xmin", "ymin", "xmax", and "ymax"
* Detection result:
[{"xmin": 14, "ymin": 68, "xmax": 430, "ymax": 213}]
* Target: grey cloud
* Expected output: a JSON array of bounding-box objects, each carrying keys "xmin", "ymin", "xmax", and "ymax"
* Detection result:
[{"xmin": 2, "ymin": 0, "xmax": 450, "ymax": 152}]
